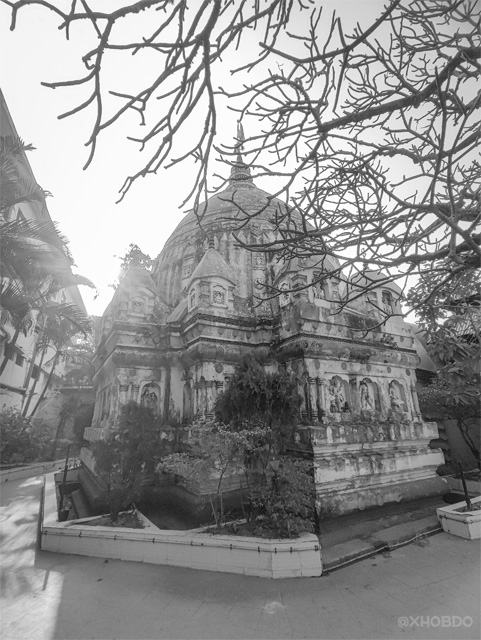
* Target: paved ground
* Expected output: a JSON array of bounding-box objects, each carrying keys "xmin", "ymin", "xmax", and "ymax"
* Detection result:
[{"xmin": 1, "ymin": 475, "xmax": 480, "ymax": 640}]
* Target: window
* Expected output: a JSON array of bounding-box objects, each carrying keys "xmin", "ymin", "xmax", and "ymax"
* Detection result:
[
  {"xmin": 15, "ymin": 354, "xmax": 24, "ymax": 367},
  {"xmin": 189, "ymin": 288, "xmax": 196, "ymax": 309},
  {"xmin": 32, "ymin": 365, "xmax": 40, "ymax": 380},
  {"xmin": 382, "ymin": 290, "xmax": 394, "ymax": 314},
  {"xmin": 312, "ymin": 272, "xmax": 325, "ymax": 299},
  {"xmin": 279, "ymin": 282, "xmax": 290, "ymax": 306}
]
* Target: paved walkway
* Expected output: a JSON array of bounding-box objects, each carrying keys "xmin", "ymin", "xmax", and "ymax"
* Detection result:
[{"xmin": 1, "ymin": 475, "xmax": 480, "ymax": 640}]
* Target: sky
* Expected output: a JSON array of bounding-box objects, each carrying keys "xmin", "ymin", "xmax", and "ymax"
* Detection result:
[{"xmin": 0, "ymin": 1, "xmax": 398, "ymax": 318}]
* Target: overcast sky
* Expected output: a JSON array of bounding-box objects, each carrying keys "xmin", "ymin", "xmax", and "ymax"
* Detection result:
[{"xmin": 0, "ymin": 1, "xmax": 389, "ymax": 318}]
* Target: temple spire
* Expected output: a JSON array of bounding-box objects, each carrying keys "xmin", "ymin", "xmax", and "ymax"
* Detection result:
[{"xmin": 228, "ymin": 120, "xmax": 253, "ymax": 188}]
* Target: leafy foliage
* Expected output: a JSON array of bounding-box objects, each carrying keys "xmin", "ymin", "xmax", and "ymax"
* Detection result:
[
  {"xmin": 110, "ymin": 243, "xmax": 153, "ymax": 289},
  {"xmin": 408, "ymin": 267, "xmax": 480, "ymax": 405},
  {"xmin": 72, "ymin": 402, "xmax": 95, "ymax": 444},
  {"xmin": 411, "ymin": 266, "xmax": 480, "ymax": 467},
  {"xmin": 247, "ymin": 457, "xmax": 316, "ymax": 539},
  {"xmin": 93, "ymin": 402, "xmax": 159, "ymax": 521},
  {"xmin": 160, "ymin": 358, "xmax": 315, "ymax": 537},
  {"xmin": 215, "ymin": 355, "xmax": 301, "ymax": 452},
  {"xmin": 0, "ymin": 406, "xmax": 57, "ymax": 463},
  {"xmin": 158, "ymin": 419, "xmax": 267, "ymax": 527}
]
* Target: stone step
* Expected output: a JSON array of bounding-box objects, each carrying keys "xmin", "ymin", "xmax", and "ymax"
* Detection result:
[
  {"xmin": 70, "ymin": 488, "xmax": 91, "ymax": 520},
  {"xmin": 322, "ymin": 514, "xmax": 441, "ymax": 572}
]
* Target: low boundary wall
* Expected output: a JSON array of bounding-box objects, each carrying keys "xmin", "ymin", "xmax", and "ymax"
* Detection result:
[
  {"xmin": 1, "ymin": 459, "xmax": 78, "ymax": 483},
  {"xmin": 40, "ymin": 474, "xmax": 322, "ymax": 579}
]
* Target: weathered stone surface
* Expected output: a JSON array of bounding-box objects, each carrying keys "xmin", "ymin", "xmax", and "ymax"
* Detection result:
[{"xmin": 87, "ymin": 163, "xmax": 445, "ymax": 516}]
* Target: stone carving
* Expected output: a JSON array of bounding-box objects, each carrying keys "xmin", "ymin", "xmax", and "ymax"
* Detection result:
[
  {"xmin": 313, "ymin": 272, "xmax": 325, "ymax": 299},
  {"xmin": 130, "ymin": 298, "xmax": 145, "ymax": 314},
  {"xmin": 254, "ymin": 277, "xmax": 265, "ymax": 290},
  {"xmin": 382, "ymin": 290, "xmax": 394, "ymax": 314},
  {"xmin": 360, "ymin": 380, "xmax": 374, "ymax": 411},
  {"xmin": 213, "ymin": 288, "xmax": 225, "ymax": 304},
  {"xmin": 141, "ymin": 384, "xmax": 159, "ymax": 412},
  {"xmin": 328, "ymin": 377, "xmax": 345, "ymax": 413},
  {"xmin": 389, "ymin": 382, "xmax": 405, "ymax": 412},
  {"xmin": 280, "ymin": 282, "xmax": 290, "ymax": 306}
]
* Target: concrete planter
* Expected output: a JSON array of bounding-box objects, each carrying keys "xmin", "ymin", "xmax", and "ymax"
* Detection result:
[
  {"xmin": 41, "ymin": 473, "xmax": 322, "ymax": 578},
  {"xmin": 436, "ymin": 496, "xmax": 481, "ymax": 540}
]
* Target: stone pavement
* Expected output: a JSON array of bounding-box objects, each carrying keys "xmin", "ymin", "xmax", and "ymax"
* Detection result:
[{"xmin": 1, "ymin": 475, "xmax": 480, "ymax": 640}]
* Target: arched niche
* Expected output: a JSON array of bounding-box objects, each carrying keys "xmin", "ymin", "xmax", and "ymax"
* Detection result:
[
  {"xmin": 212, "ymin": 284, "xmax": 227, "ymax": 306},
  {"xmin": 359, "ymin": 378, "xmax": 380, "ymax": 412},
  {"xmin": 140, "ymin": 382, "xmax": 160, "ymax": 415},
  {"xmin": 312, "ymin": 271, "xmax": 326, "ymax": 301},
  {"xmin": 279, "ymin": 281, "xmax": 291, "ymax": 307},
  {"xmin": 327, "ymin": 376, "xmax": 350, "ymax": 414},
  {"xmin": 389, "ymin": 380, "xmax": 407, "ymax": 413}
]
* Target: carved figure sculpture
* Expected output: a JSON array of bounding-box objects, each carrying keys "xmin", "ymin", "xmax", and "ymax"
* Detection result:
[
  {"xmin": 141, "ymin": 385, "xmax": 159, "ymax": 412},
  {"xmin": 329, "ymin": 378, "xmax": 344, "ymax": 413},
  {"xmin": 360, "ymin": 380, "xmax": 374, "ymax": 411},
  {"xmin": 389, "ymin": 383, "xmax": 404, "ymax": 412}
]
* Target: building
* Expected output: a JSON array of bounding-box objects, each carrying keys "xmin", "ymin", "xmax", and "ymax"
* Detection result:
[
  {"xmin": 0, "ymin": 90, "xmax": 89, "ymax": 421},
  {"xmin": 85, "ymin": 139, "xmax": 447, "ymax": 517}
]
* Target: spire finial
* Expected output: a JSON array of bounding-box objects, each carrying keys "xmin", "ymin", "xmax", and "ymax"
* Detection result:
[
  {"xmin": 237, "ymin": 121, "xmax": 245, "ymax": 145},
  {"xmin": 228, "ymin": 121, "xmax": 253, "ymax": 188}
]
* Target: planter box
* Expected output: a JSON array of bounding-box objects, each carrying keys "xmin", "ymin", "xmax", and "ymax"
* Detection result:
[
  {"xmin": 437, "ymin": 496, "xmax": 481, "ymax": 540},
  {"xmin": 41, "ymin": 473, "xmax": 322, "ymax": 578}
]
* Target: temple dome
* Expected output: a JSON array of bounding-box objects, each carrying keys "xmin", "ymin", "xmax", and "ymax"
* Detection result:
[{"xmin": 152, "ymin": 181, "xmax": 295, "ymax": 311}]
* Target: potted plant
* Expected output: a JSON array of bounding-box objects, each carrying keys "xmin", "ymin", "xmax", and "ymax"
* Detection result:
[{"xmin": 437, "ymin": 463, "xmax": 481, "ymax": 540}]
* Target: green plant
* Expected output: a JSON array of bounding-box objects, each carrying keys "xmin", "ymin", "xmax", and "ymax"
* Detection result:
[
  {"xmin": 158, "ymin": 419, "xmax": 267, "ymax": 527},
  {"xmin": 92, "ymin": 402, "xmax": 159, "ymax": 521},
  {"xmin": 215, "ymin": 355, "xmax": 301, "ymax": 452},
  {"xmin": 0, "ymin": 405, "xmax": 56, "ymax": 463},
  {"xmin": 248, "ymin": 457, "xmax": 316, "ymax": 539},
  {"xmin": 72, "ymin": 402, "xmax": 95, "ymax": 444}
]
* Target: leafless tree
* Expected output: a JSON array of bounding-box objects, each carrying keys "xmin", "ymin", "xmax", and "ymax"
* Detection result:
[{"xmin": 3, "ymin": 0, "xmax": 480, "ymax": 310}]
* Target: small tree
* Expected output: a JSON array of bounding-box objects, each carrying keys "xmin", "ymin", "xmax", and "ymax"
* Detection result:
[
  {"xmin": 93, "ymin": 402, "xmax": 159, "ymax": 521},
  {"xmin": 250, "ymin": 457, "xmax": 316, "ymax": 539},
  {"xmin": 0, "ymin": 406, "xmax": 54, "ymax": 463},
  {"xmin": 72, "ymin": 402, "xmax": 95, "ymax": 445},
  {"xmin": 409, "ymin": 266, "xmax": 480, "ymax": 468},
  {"xmin": 216, "ymin": 355, "xmax": 301, "ymax": 453},
  {"xmin": 158, "ymin": 419, "xmax": 265, "ymax": 527},
  {"xmin": 0, "ymin": 406, "xmax": 34, "ymax": 463},
  {"xmin": 215, "ymin": 357, "xmax": 316, "ymax": 536}
]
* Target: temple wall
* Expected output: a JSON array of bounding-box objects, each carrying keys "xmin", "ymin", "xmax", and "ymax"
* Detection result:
[{"xmin": 293, "ymin": 421, "xmax": 447, "ymax": 517}]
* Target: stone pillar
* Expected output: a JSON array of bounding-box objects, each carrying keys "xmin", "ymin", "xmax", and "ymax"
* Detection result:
[
  {"xmin": 119, "ymin": 384, "xmax": 129, "ymax": 405},
  {"xmin": 131, "ymin": 384, "xmax": 140, "ymax": 403},
  {"xmin": 308, "ymin": 377, "xmax": 318, "ymax": 423},
  {"xmin": 349, "ymin": 377, "xmax": 359, "ymax": 415},
  {"xmin": 206, "ymin": 381, "xmax": 215, "ymax": 418},
  {"xmin": 317, "ymin": 378, "xmax": 327, "ymax": 421},
  {"xmin": 410, "ymin": 384, "xmax": 422, "ymax": 421}
]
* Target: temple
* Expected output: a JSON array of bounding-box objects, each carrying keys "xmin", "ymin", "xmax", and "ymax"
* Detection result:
[{"xmin": 83, "ymin": 131, "xmax": 447, "ymax": 517}]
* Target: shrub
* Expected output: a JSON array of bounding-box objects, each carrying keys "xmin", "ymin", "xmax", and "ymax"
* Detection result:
[
  {"xmin": 0, "ymin": 406, "xmax": 54, "ymax": 463},
  {"xmin": 93, "ymin": 402, "xmax": 159, "ymax": 521},
  {"xmin": 247, "ymin": 457, "xmax": 316, "ymax": 538}
]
